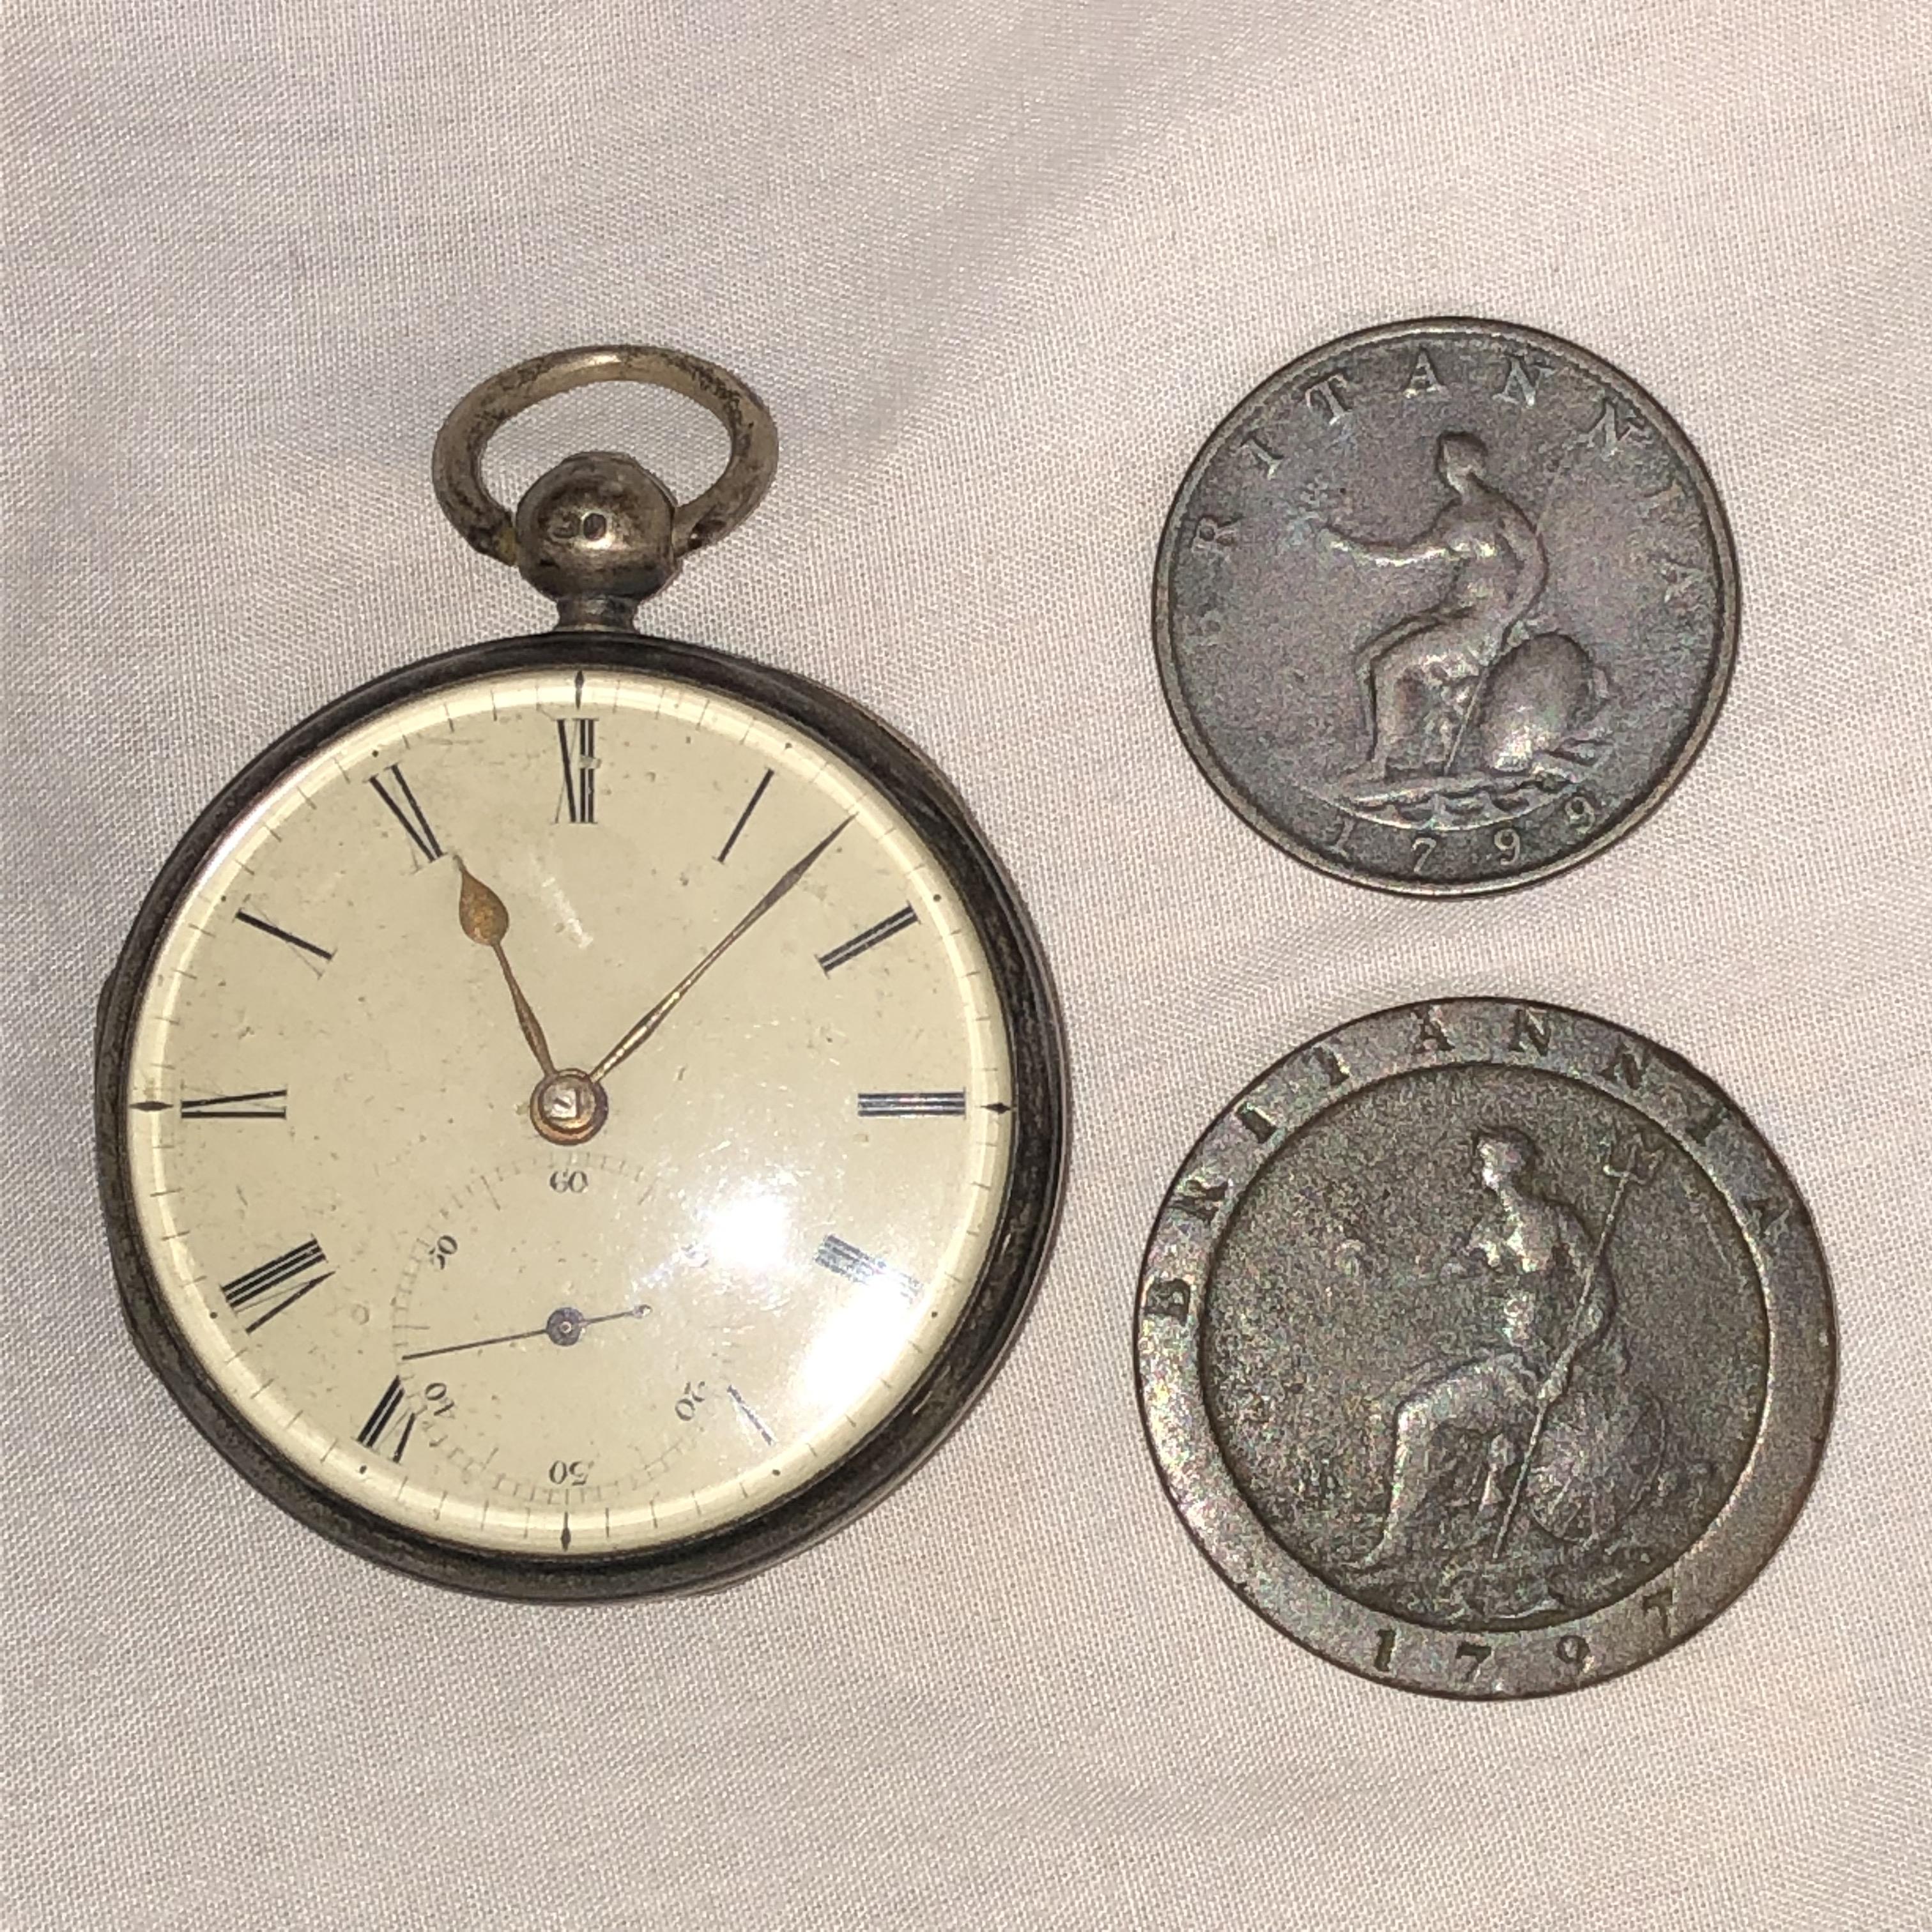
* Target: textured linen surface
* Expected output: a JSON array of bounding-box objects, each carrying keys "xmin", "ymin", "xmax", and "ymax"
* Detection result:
[{"xmin": 3, "ymin": 3, "xmax": 1928, "ymax": 1927}]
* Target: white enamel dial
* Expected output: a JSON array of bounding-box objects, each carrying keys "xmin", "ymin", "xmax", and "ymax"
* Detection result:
[{"xmin": 121, "ymin": 664, "xmax": 1016, "ymax": 1558}]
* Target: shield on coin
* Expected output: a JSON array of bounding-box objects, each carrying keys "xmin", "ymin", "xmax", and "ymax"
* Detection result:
[{"xmin": 1526, "ymin": 1384, "xmax": 1666, "ymax": 1545}]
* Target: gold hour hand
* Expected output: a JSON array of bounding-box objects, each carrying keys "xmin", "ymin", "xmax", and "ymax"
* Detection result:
[
  {"xmin": 457, "ymin": 861, "xmax": 558, "ymax": 1078},
  {"xmin": 588, "ymin": 816, "xmax": 851, "ymax": 1085}
]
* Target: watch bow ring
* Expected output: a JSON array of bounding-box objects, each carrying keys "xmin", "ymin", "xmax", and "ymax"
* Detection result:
[{"xmin": 431, "ymin": 344, "xmax": 779, "ymax": 629}]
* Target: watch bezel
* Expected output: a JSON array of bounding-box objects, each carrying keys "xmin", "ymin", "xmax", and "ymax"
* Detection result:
[{"xmin": 95, "ymin": 630, "xmax": 1068, "ymax": 1602}]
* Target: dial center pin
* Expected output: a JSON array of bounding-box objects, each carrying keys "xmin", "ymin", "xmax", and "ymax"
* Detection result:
[{"xmin": 530, "ymin": 1068, "xmax": 608, "ymax": 1146}]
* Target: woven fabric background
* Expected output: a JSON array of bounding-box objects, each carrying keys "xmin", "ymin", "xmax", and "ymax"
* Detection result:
[{"xmin": 4, "ymin": 3, "xmax": 1929, "ymax": 1926}]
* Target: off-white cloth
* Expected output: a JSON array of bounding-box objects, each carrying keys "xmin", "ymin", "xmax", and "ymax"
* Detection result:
[{"xmin": 4, "ymin": 4, "xmax": 1929, "ymax": 1927}]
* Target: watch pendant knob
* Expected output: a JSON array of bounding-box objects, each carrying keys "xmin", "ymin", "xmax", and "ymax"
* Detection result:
[{"xmin": 514, "ymin": 452, "xmax": 678, "ymax": 628}]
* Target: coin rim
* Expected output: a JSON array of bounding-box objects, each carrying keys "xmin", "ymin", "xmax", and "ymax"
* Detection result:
[
  {"xmin": 1151, "ymin": 318, "xmax": 1742, "ymax": 896},
  {"xmin": 1132, "ymin": 997, "xmax": 1834, "ymax": 1698}
]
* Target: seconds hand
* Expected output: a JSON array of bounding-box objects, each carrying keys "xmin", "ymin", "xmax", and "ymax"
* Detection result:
[{"xmin": 401, "ymin": 1303, "xmax": 649, "ymax": 1362}]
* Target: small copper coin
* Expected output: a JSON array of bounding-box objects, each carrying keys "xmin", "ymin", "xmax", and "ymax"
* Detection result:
[{"xmin": 1154, "ymin": 319, "xmax": 1738, "ymax": 893}]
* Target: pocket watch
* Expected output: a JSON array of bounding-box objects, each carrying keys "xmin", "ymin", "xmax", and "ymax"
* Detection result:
[{"xmin": 95, "ymin": 346, "xmax": 1067, "ymax": 1600}]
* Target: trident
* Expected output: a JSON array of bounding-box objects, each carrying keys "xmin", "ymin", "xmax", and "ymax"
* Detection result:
[{"xmin": 1489, "ymin": 1135, "xmax": 1663, "ymax": 1561}]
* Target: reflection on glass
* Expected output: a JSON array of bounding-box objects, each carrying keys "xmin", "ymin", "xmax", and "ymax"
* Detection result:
[
  {"xmin": 705, "ymin": 1187, "xmax": 791, "ymax": 1276},
  {"xmin": 799, "ymin": 1283, "xmax": 916, "ymax": 1414}
]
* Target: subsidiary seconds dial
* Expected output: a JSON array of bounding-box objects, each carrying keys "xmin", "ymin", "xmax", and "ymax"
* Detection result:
[
  {"xmin": 388, "ymin": 1153, "xmax": 709, "ymax": 1525},
  {"xmin": 102, "ymin": 648, "xmax": 1061, "ymax": 1595}
]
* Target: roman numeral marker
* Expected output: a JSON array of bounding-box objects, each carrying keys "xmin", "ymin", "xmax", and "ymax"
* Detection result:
[
  {"xmin": 369, "ymin": 763, "xmax": 441, "ymax": 864},
  {"xmin": 726, "ymin": 1384, "xmax": 774, "ymax": 1445},
  {"xmin": 235, "ymin": 908, "xmax": 334, "ymax": 963},
  {"xmin": 818, "ymin": 905, "xmax": 916, "ymax": 974},
  {"xmin": 717, "ymin": 768, "xmax": 773, "ymax": 862},
  {"xmin": 814, "ymin": 1234, "xmax": 920, "ymax": 1300},
  {"xmin": 220, "ymin": 1236, "xmax": 332, "ymax": 1332},
  {"xmin": 857, "ymin": 1091, "xmax": 967, "ymax": 1117},
  {"xmin": 355, "ymin": 1376, "xmax": 415, "ymax": 1461},
  {"xmin": 180, "ymin": 1089, "xmax": 288, "ymax": 1121},
  {"xmin": 555, "ymin": 718, "xmax": 597, "ymax": 824}
]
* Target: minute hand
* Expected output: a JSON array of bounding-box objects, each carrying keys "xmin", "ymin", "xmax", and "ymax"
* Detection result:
[{"xmin": 588, "ymin": 816, "xmax": 852, "ymax": 1085}]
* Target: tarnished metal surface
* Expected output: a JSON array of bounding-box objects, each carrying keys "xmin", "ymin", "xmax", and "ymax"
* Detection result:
[
  {"xmin": 1135, "ymin": 999, "xmax": 1832, "ymax": 1698},
  {"xmin": 432, "ymin": 345, "xmax": 779, "ymax": 631},
  {"xmin": 1154, "ymin": 321, "xmax": 1736, "ymax": 893}
]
